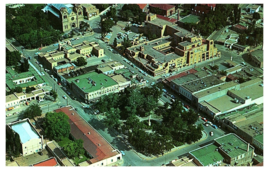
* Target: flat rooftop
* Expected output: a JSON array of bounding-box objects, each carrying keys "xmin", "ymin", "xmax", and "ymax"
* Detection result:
[
  {"xmin": 11, "ymin": 120, "xmax": 40, "ymax": 144},
  {"xmin": 215, "ymin": 133, "xmax": 254, "ymax": 159},
  {"xmin": 63, "ymin": 65, "xmax": 98, "ymax": 79},
  {"xmin": 190, "ymin": 143, "xmax": 224, "ymax": 166},
  {"xmin": 70, "ymin": 72, "xmax": 118, "ymax": 93},
  {"xmin": 254, "ymin": 134, "xmax": 263, "ymax": 144},
  {"xmin": 179, "ymin": 14, "xmax": 200, "ymax": 24},
  {"xmin": 182, "ymin": 75, "xmax": 224, "ymax": 93},
  {"xmin": 128, "ymin": 36, "xmax": 183, "ymax": 64},
  {"xmin": 230, "ymin": 83, "xmax": 263, "ymax": 100},
  {"xmin": 239, "ymin": 121, "xmax": 263, "ymax": 138},
  {"xmin": 172, "ymin": 73, "xmax": 198, "ymax": 85},
  {"xmin": 206, "ymin": 95, "xmax": 243, "ymax": 113},
  {"xmin": 6, "ymin": 66, "xmax": 45, "ymax": 89},
  {"xmin": 6, "ymin": 94, "xmax": 18, "ymax": 103},
  {"xmin": 194, "ymin": 81, "xmax": 239, "ymax": 99},
  {"xmin": 251, "ymin": 49, "xmax": 263, "ymax": 59}
]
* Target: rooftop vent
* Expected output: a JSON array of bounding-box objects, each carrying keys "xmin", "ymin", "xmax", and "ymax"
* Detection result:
[
  {"xmin": 71, "ymin": 113, "xmax": 75, "ymax": 115},
  {"xmin": 98, "ymin": 143, "xmax": 101, "ymax": 146},
  {"xmin": 88, "ymin": 132, "xmax": 90, "ymax": 135}
]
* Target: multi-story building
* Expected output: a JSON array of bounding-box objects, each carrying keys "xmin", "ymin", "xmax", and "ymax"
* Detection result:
[
  {"xmin": 38, "ymin": 41, "xmax": 104, "ymax": 70},
  {"xmin": 42, "ymin": 4, "xmax": 84, "ymax": 32},
  {"xmin": 126, "ymin": 16, "xmax": 220, "ymax": 77},
  {"xmin": 189, "ymin": 133, "xmax": 255, "ymax": 166},
  {"xmin": 7, "ymin": 119, "xmax": 44, "ymax": 156},
  {"xmin": 69, "ymin": 72, "xmax": 119, "ymax": 103},
  {"xmin": 55, "ymin": 106, "xmax": 122, "ymax": 166},
  {"xmin": 81, "ymin": 4, "xmax": 99, "ymax": 19},
  {"xmin": 149, "ymin": 4, "xmax": 176, "ymax": 17}
]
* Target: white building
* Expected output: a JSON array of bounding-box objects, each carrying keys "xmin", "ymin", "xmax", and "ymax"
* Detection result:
[{"xmin": 8, "ymin": 119, "xmax": 44, "ymax": 156}]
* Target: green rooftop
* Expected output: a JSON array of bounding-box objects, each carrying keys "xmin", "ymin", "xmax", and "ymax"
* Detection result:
[
  {"xmin": 70, "ymin": 72, "xmax": 118, "ymax": 93},
  {"xmin": 180, "ymin": 14, "xmax": 200, "ymax": 24},
  {"xmin": 114, "ymin": 68, "xmax": 130, "ymax": 75},
  {"xmin": 254, "ymin": 134, "xmax": 263, "ymax": 144},
  {"xmin": 6, "ymin": 66, "xmax": 45, "ymax": 89},
  {"xmin": 215, "ymin": 133, "xmax": 254, "ymax": 158},
  {"xmin": 190, "ymin": 144, "xmax": 224, "ymax": 166}
]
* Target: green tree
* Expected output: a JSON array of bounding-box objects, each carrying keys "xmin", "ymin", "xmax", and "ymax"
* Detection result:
[
  {"xmin": 113, "ymin": 16, "xmax": 119, "ymax": 25},
  {"xmin": 50, "ymin": 89, "xmax": 58, "ymax": 102},
  {"xmin": 106, "ymin": 7, "xmax": 117, "ymax": 18},
  {"xmin": 101, "ymin": 18, "xmax": 114, "ymax": 34},
  {"xmin": 26, "ymin": 86, "xmax": 36, "ymax": 93},
  {"xmin": 239, "ymin": 33, "xmax": 247, "ymax": 45},
  {"xmin": 6, "ymin": 51, "xmax": 21, "ymax": 66},
  {"xmin": 23, "ymin": 103, "xmax": 42, "ymax": 119},
  {"xmin": 253, "ymin": 12, "xmax": 261, "ymax": 20},
  {"xmin": 75, "ymin": 57, "xmax": 87, "ymax": 66},
  {"xmin": 14, "ymin": 86, "xmax": 23, "ymax": 93},
  {"xmin": 113, "ymin": 37, "xmax": 117, "ymax": 47},
  {"xmin": 104, "ymin": 107, "xmax": 121, "ymax": 129},
  {"xmin": 125, "ymin": 25, "xmax": 130, "ymax": 32},
  {"xmin": 43, "ymin": 112, "xmax": 70, "ymax": 141},
  {"xmin": 63, "ymin": 139, "xmax": 85, "ymax": 158}
]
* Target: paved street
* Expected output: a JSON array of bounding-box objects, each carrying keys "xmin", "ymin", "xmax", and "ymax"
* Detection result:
[{"xmin": 6, "ymin": 15, "xmax": 232, "ymax": 166}]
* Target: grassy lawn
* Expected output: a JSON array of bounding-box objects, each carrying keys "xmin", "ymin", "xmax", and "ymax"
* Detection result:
[{"xmin": 73, "ymin": 154, "xmax": 89, "ymax": 165}]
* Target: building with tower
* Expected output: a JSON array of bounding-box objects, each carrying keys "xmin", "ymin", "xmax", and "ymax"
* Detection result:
[{"xmin": 42, "ymin": 4, "xmax": 84, "ymax": 32}]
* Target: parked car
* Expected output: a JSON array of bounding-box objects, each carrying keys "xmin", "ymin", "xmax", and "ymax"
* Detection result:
[
  {"xmin": 120, "ymin": 151, "xmax": 125, "ymax": 156},
  {"xmin": 82, "ymin": 105, "xmax": 90, "ymax": 109},
  {"xmin": 202, "ymin": 117, "xmax": 207, "ymax": 122},
  {"xmin": 210, "ymin": 131, "xmax": 214, "ymax": 136},
  {"xmin": 204, "ymin": 123, "xmax": 209, "ymax": 127},
  {"xmin": 212, "ymin": 124, "xmax": 218, "ymax": 129},
  {"xmin": 207, "ymin": 121, "xmax": 213, "ymax": 125},
  {"xmin": 62, "ymin": 95, "xmax": 67, "ymax": 99}
]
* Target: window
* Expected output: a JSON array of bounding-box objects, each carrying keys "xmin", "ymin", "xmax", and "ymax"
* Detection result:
[
  {"xmin": 78, "ymin": 12, "xmax": 82, "ymax": 15},
  {"xmin": 64, "ymin": 15, "xmax": 67, "ymax": 19},
  {"xmin": 101, "ymin": 163, "xmax": 104, "ymax": 165},
  {"xmin": 111, "ymin": 159, "xmax": 113, "ymax": 162},
  {"xmin": 65, "ymin": 25, "xmax": 68, "ymax": 29}
]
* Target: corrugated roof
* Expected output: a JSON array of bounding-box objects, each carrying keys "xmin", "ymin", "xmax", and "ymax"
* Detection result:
[
  {"xmin": 33, "ymin": 158, "xmax": 57, "ymax": 166},
  {"xmin": 11, "ymin": 121, "xmax": 40, "ymax": 144},
  {"xmin": 149, "ymin": 4, "xmax": 175, "ymax": 11},
  {"xmin": 55, "ymin": 107, "xmax": 120, "ymax": 164}
]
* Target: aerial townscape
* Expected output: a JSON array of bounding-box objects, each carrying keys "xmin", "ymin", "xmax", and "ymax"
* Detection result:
[{"xmin": 6, "ymin": 3, "xmax": 263, "ymax": 167}]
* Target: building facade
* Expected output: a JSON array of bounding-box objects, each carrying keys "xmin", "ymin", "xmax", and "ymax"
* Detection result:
[
  {"xmin": 149, "ymin": 4, "xmax": 176, "ymax": 17},
  {"xmin": 7, "ymin": 119, "xmax": 44, "ymax": 156},
  {"xmin": 43, "ymin": 4, "xmax": 84, "ymax": 32}
]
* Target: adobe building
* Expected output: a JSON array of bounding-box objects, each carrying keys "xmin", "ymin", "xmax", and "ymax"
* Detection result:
[
  {"xmin": 7, "ymin": 119, "xmax": 44, "ymax": 156},
  {"xmin": 38, "ymin": 41, "xmax": 104, "ymax": 70},
  {"xmin": 42, "ymin": 4, "xmax": 84, "ymax": 32},
  {"xmin": 55, "ymin": 106, "xmax": 122, "ymax": 166},
  {"xmin": 81, "ymin": 4, "xmax": 99, "ymax": 19},
  {"xmin": 126, "ymin": 14, "xmax": 220, "ymax": 77},
  {"xmin": 149, "ymin": 4, "xmax": 176, "ymax": 17}
]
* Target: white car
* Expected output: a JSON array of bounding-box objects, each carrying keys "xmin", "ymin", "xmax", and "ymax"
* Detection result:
[
  {"xmin": 41, "ymin": 72, "xmax": 45, "ymax": 76},
  {"xmin": 210, "ymin": 131, "xmax": 214, "ymax": 136},
  {"xmin": 62, "ymin": 95, "xmax": 67, "ymax": 99}
]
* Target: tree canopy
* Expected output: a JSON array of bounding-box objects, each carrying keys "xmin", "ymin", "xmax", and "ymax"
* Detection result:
[
  {"xmin": 6, "ymin": 4, "xmax": 62, "ymax": 49},
  {"xmin": 43, "ymin": 112, "xmax": 70, "ymax": 141},
  {"xmin": 6, "ymin": 51, "xmax": 21, "ymax": 66},
  {"xmin": 23, "ymin": 103, "xmax": 42, "ymax": 119},
  {"xmin": 75, "ymin": 57, "xmax": 87, "ymax": 66}
]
